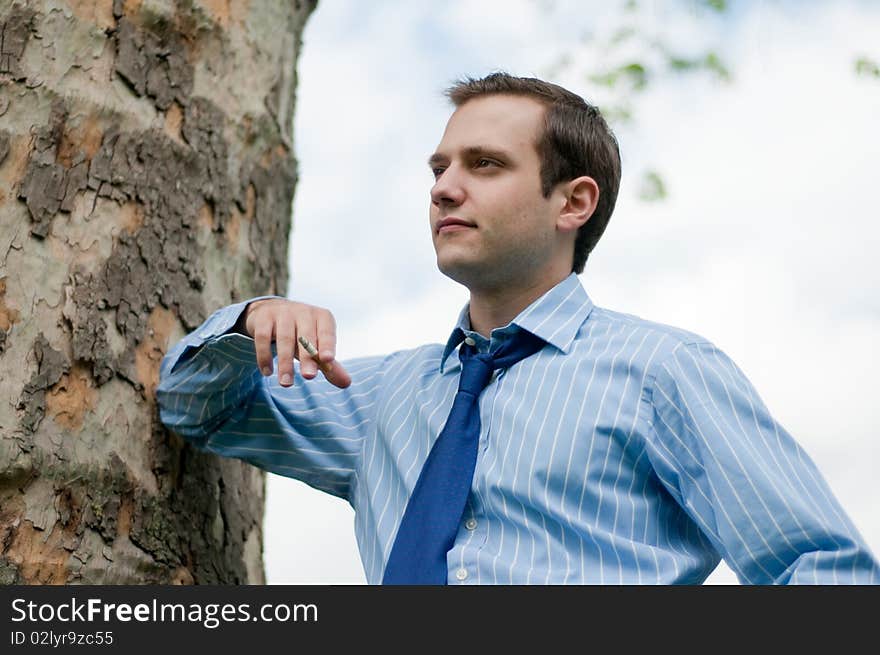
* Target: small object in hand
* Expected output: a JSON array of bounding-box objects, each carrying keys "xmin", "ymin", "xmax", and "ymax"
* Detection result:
[
  {"xmin": 298, "ymin": 335, "xmax": 319, "ymax": 357},
  {"xmin": 298, "ymin": 335, "xmax": 332, "ymax": 374}
]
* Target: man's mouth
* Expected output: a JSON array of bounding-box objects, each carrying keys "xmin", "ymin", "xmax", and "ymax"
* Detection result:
[{"xmin": 436, "ymin": 217, "xmax": 476, "ymax": 233}]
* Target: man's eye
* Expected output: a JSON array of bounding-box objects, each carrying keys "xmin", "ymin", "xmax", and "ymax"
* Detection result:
[
  {"xmin": 475, "ymin": 158, "xmax": 497, "ymax": 168},
  {"xmin": 432, "ymin": 167, "xmax": 446, "ymax": 178}
]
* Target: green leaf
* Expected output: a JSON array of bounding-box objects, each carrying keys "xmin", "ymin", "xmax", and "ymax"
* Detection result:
[
  {"xmin": 668, "ymin": 55, "xmax": 699, "ymax": 72},
  {"xmin": 620, "ymin": 62, "xmax": 649, "ymax": 90},
  {"xmin": 704, "ymin": 51, "xmax": 732, "ymax": 81},
  {"xmin": 855, "ymin": 57, "xmax": 880, "ymax": 78},
  {"xmin": 589, "ymin": 63, "xmax": 649, "ymax": 92},
  {"xmin": 638, "ymin": 170, "xmax": 667, "ymax": 202},
  {"xmin": 588, "ymin": 70, "xmax": 620, "ymax": 88},
  {"xmin": 664, "ymin": 50, "xmax": 730, "ymax": 81},
  {"xmin": 701, "ymin": 0, "xmax": 727, "ymax": 11}
]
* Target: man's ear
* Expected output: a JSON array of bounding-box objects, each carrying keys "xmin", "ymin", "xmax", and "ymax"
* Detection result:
[{"xmin": 556, "ymin": 176, "xmax": 600, "ymax": 234}]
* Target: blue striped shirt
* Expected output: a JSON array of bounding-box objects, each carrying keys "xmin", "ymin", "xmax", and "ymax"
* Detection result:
[{"xmin": 157, "ymin": 273, "xmax": 879, "ymax": 584}]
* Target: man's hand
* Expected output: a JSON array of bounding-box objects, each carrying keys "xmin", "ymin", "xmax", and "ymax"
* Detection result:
[{"xmin": 235, "ymin": 299, "xmax": 351, "ymax": 389}]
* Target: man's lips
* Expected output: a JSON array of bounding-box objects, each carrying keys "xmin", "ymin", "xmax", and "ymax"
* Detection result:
[{"xmin": 436, "ymin": 217, "xmax": 476, "ymax": 233}]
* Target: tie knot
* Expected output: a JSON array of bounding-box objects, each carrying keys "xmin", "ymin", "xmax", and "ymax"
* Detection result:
[
  {"xmin": 458, "ymin": 351, "xmax": 494, "ymax": 395},
  {"xmin": 457, "ymin": 329, "xmax": 546, "ymax": 396}
]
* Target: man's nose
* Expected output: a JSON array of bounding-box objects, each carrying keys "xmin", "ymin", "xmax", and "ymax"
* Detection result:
[{"xmin": 430, "ymin": 166, "xmax": 466, "ymax": 207}]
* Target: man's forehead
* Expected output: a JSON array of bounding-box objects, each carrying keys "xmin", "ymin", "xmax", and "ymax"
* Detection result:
[
  {"xmin": 432, "ymin": 95, "xmax": 545, "ymax": 160},
  {"xmin": 445, "ymin": 94, "xmax": 546, "ymax": 134}
]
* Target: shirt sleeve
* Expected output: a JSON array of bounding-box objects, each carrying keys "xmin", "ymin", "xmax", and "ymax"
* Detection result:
[
  {"xmin": 645, "ymin": 340, "xmax": 880, "ymax": 584},
  {"xmin": 156, "ymin": 299, "xmax": 386, "ymax": 502}
]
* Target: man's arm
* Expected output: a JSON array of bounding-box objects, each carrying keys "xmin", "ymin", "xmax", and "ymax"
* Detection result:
[
  {"xmin": 645, "ymin": 340, "xmax": 879, "ymax": 584},
  {"xmin": 156, "ymin": 298, "xmax": 383, "ymax": 500}
]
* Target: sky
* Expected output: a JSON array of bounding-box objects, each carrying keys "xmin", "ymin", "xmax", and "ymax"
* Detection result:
[{"xmin": 262, "ymin": 0, "xmax": 880, "ymax": 584}]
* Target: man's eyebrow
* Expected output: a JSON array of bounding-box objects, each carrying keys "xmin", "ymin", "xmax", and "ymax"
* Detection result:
[{"xmin": 427, "ymin": 146, "xmax": 513, "ymax": 168}]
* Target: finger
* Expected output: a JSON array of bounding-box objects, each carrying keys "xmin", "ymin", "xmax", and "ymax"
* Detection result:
[
  {"xmin": 275, "ymin": 317, "xmax": 296, "ymax": 387},
  {"xmin": 297, "ymin": 333, "xmax": 320, "ymax": 371},
  {"xmin": 296, "ymin": 330, "xmax": 350, "ymax": 388},
  {"xmin": 313, "ymin": 311, "xmax": 350, "ymax": 388},
  {"xmin": 252, "ymin": 317, "xmax": 275, "ymax": 378},
  {"xmin": 300, "ymin": 334, "xmax": 348, "ymax": 386},
  {"xmin": 296, "ymin": 322, "xmax": 319, "ymax": 380},
  {"xmin": 322, "ymin": 357, "xmax": 352, "ymax": 389},
  {"xmin": 315, "ymin": 310, "xmax": 338, "ymax": 366}
]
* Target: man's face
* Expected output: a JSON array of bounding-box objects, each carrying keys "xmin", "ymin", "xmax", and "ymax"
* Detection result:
[{"xmin": 428, "ymin": 94, "xmax": 562, "ymax": 292}]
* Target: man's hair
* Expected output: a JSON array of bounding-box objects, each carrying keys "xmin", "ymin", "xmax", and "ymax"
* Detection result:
[{"xmin": 445, "ymin": 72, "xmax": 621, "ymax": 274}]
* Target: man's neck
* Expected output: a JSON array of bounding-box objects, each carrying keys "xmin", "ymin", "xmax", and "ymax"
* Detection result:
[{"xmin": 467, "ymin": 271, "xmax": 571, "ymax": 338}]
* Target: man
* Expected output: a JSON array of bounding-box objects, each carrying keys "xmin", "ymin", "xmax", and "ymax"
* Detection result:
[{"xmin": 157, "ymin": 73, "xmax": 879, "ymax": 584}]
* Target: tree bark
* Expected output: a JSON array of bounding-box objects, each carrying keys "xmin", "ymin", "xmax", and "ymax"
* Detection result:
[{"xmin": 0, "ymin": 0, "xmax": 315, "ymax": 584}]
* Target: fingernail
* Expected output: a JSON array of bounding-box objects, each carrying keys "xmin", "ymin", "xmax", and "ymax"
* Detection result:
[
  {"xmin": 281, "ymin": 373, "xmax": 291, "ymax": 386},
  {"xmin": 261, "ymin": 367, "xmax": 272, "ymax": 376}
]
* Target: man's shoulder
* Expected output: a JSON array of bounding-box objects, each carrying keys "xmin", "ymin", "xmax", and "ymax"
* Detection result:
[{"xmin": 584, "ymin": 304, "xmax": 714, "ymax": 362}]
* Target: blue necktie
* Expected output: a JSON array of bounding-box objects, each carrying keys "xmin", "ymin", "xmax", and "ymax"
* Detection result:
[{"xmin": 382, "ymin": 328, "xmax": 546, "ymax": 584}]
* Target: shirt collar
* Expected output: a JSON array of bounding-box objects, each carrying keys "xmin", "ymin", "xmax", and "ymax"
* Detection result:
[{"xmin": 439, "ymin": 273, "xmax": 594, "ymax": 374}]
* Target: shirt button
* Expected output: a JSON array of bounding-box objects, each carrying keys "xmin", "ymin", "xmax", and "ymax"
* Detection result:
[
  {"xmin": 465, "ymin": 518, "xmax": 477, "ymax": 530},
  {"xmin": 455, "ymin": 568, "xmax": 468, "ymax": 581},
  {"xmin": 464, "ymin": 337, "xmax": 476, "ymax": 346}
]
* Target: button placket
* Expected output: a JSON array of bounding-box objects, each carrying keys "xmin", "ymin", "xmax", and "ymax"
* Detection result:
[{"xmin": 478, "ymin": 367, "xmax": 503, "ymax": 450}]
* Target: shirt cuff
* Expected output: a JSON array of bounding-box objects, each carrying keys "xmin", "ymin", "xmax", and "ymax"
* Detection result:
[{"xmin": 162, "ymin": 295, "xmax": 281, "ymax": 376}]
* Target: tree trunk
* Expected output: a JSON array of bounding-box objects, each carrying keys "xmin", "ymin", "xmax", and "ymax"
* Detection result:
[{"xmin": 0, "ymin": 0, "xmax": 315, "ymax": 584}]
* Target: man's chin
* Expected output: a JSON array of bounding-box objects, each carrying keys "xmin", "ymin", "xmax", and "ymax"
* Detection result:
[
  {"xmin": 436, "ymin": 256, "xmax": 474, "ymax": 285},
  {"xmin": 436, "ymin": 257, "xmax": 496, "ymax": 291}
]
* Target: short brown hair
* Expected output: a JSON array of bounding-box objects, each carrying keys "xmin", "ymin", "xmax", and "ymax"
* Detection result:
[{"xmin": 445, "ymin": 72, "xmax": 621, "ymax": 274}]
